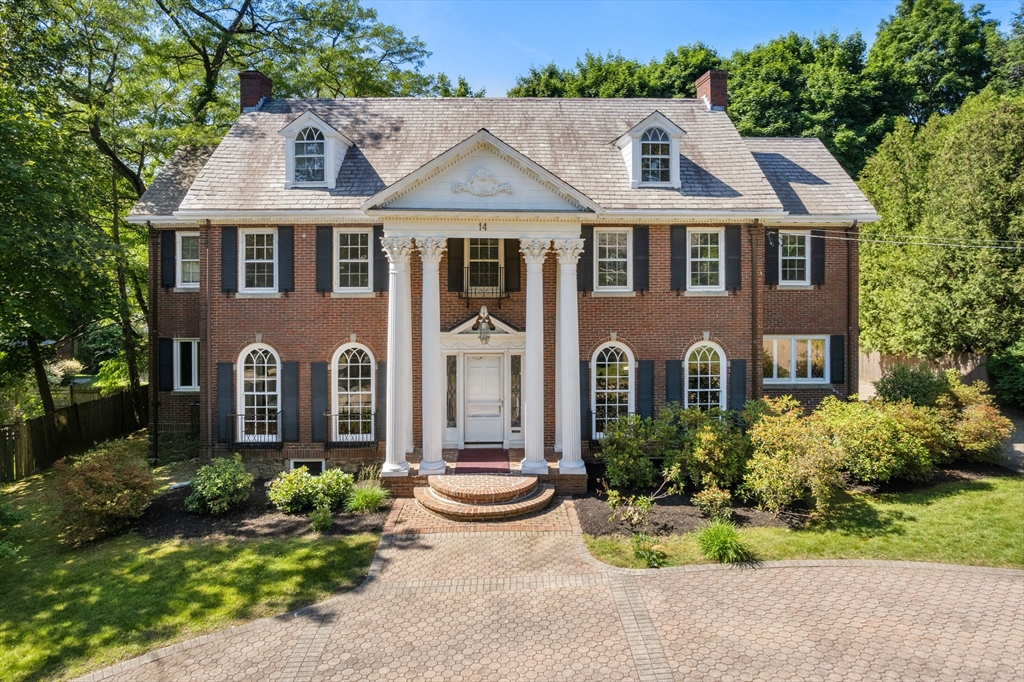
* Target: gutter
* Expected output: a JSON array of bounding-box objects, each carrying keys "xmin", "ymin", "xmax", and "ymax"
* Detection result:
[{"xmin": 205, "ymin": 219, "xmax": 213, "ymax": 461}]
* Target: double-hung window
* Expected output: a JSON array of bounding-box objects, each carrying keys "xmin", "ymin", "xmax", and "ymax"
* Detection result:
[
  {"xmin": 240, "ymin": 229, "xmax": 277, "ymax": 292},
  {"xmin": 594, "ymin": 228, "xmax": 632, "ymax": 291},
  {"xmin": 174, "ymin": 339, "xmax": 199, "ymax": 391},
  {"xmin": 466, "ymin": 238, "xmax": 503, "ymax": 293},
  {"xmin": 779, "ymin": 232, "xmax": 809, "ymax": 285},
  {"xmin": 688, "ymin": 229, "xmax": 723, "ymax": 291},
  {"xmin": 177, "ymin": 232, "xmax": 200, "ymax": 289},
  {"xmin": 335, "ymin": 229, "xmax": 372, "ymax": 293},
  {"xmin": 762, "ymin": 336, "xmax": 829, "ymax": 383}
]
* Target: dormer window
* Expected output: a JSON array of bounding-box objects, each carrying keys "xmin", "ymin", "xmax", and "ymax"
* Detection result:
[
  {"xmin": 294, "ymin": 128, "xmax": 325, "ymax": 183},
  {"xmin": 641, "ymin": 128, "xmax": 671, "ymax": 183}
]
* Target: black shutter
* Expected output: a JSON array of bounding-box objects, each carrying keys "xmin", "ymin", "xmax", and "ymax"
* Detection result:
[
  {"xmin": 376, "ymin": 361, "xmax": 387, "ymax": 441},
  {"xmin": 282, "ymin": 361, "xmax": 299, "ymax": 441},
  {"xmin": 579, "ymin": 360, "xmax": 591, "ymax": 440},
  {"xmin": 725, "ymin": 225, "xmax": 742, "ymax": 291},
  {"xmin": 221, "ymin": 226, "xmax": 237, "ymax": 293},
  {"xmin": 447, "ymin": 238, "xmax": 464, "ymax": 292},
  {"xmin": 729, "ymin": 359, "xmax": 747, "ymax": 412},
  {"xmin": 578, "ymin": 227, "xmax": 594, "ymax": 292},
  {"xmin": 633, "ymin": 226, "xmax": 649, "ymax": 292},
  {"xmin": 161, "ymin": 231, "xmax": 175, "ymax": 288},
  {"xmin": 665, "ymin": 360, "xmax": 683, "ymax": 404},
  {"xmin": 764, "ymin": 229, "xmax": 779, "ymax": 286},
  {"xmin": 311, "ymin": 362, "xmax": 328, "ymax": 443},
  {"xmin": 670, "ymin": 225, "xmax": 688, "ymax": 291},
  {"xmin": 217, "ymin": 362, "xmax": 234, "ymax": 442},
  {"xmin": 638, "ymin": 360, "xmax": 654, "ymax": 418},
  {"xmin": 830, "ymin": 335, "xmax": 845, "ymax": 384},
  {"xmin": 372, "ymin": 226, "xmax": 388, "ymax": 292},
  {"xmin": 158, "ymin": 338, "xmax": 174, "ymax": 391},
  {"xmin": 811, "ymin": 230, "xmax": 825, "ymax": 286},
  {"xmin": 316, "ymin": 226, "xmax": 332, "ymax": 293},
  {"xmin": 278, "ymin": 226, "xmax": 294, "ymax": 293},
  {"xmin": 504, "ymin": 239, "xmax": 521, "ymax": 292}
]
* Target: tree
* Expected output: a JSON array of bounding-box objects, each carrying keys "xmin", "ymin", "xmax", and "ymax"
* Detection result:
[
  {"xmin": 434, "ymin": 74, "xmax": 485, "ymax": 97},
  {"xmin": 991, "ymin": 2, "xmax": 1024, "ymax": 91},
  {"xmin": 868, "ymin": 0, "xmax": 995, "ymax": 125},
  {"xmin": 859, "ymin": 89, "xmax": 1024, "ymax": 357}
]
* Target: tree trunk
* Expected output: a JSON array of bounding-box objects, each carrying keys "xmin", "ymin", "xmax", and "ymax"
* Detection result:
[
  {"xmin": 112, "ymin": 166, "xmax": 144, "ymax": 421},
  {"xmin": 27, "ymin": 335, "xmax": 55, "ymax": 415}
]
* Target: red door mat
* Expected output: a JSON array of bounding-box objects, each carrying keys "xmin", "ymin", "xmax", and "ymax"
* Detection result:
[{"xmin": 455, "ymin": 449, "xmax": 510, "ymax": 474}]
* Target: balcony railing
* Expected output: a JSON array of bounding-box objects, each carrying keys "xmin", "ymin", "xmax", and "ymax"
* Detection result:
[
  {"xmin": 458, "ymin": 266, "xmax": 508, "ymax": 301},
  {"xmin": 229, "ymin": 411, "xmax": 283, "ymax": 449},
  {"xmin": 324, "ymin": 409, "xmax": 376, "ymax": 448}
]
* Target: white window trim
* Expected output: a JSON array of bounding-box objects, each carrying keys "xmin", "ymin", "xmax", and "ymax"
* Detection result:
[
  {"xmin": 638, "ymin": 128, "xmax": 674, "ymax": 187},
  {"xmin": 290, "ymin": 459, "xmax": 326, "ymax": 474},
  {"xmin": 591, "ymin": 341, "xmax": 636, "ymax": 439},
  {"xmin": 176, "ymin": 231, "xmax": 200, "ymax": 289},
  {"xmin": 292, "ymin": 128, "xmax": 327, "ymax": 186},
  {"xmin": 464, "ymin": 238, "xmax": 504, "ymax": 294},
  {"xmin": 173, "ymin": 338, "xmax": 200, "ymax": 392},
  {"xmin": 686, "ymin": 228, "xmax": 726, "ymax": 292},
  {"xmin": 763, "ymin": 335, "xmax": 830, "ymax": 384},
  {"xmin": 236, "ymin": 342, "xmax": 282, "ymax": 443},
  {"xmin": 593, "ymin": 228, "xmax": 633, "ymax": 292},
  {"xmin": 684, "ymin": 341, "xmax": 728, "ymax": 410},
  {"xmin": 779, "ymin": 231, "xmax": 811, "ymax": 286},
  {"xmin": 334, "ymin": 227, "xmax": 374, "ymax": 294},
  {"xmin": 331, "ymin": 342, "xmax": 376, "ymax": 442},
  {"xmin": 239, "ymin": 228, "xmax": 278, "ymax": 294}
]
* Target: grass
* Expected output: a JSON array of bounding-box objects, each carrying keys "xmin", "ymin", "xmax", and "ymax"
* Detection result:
[
  {"xmin": 0, "ymin": 433, "xmax": 380, "ymax": 682},
  {"xmin": 587, "ymin": 474, "xmax": 1024, "ymax": 570}
]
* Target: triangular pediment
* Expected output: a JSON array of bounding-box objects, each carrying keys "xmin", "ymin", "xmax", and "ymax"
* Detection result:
[
  {"xmin": 362, "ymin": 129, "xmax": 599, "ymax": 213},
  {"xmin": 447, "ymin": 309, "xmax": 522, "ymax": 337}
]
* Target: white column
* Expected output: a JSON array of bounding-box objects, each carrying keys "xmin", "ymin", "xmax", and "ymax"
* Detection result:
[
  {"xmin": 553, "ymin": 238, "xmax": 586, "ymax": 475},
  {"xmin": 554, "ymin": 264, "xmax": 562, "ymax": 452},
  {"xmin": 418, "ymin": 237, "xmax": 446, "ymax": 475},
  {"xmin": 520, "ymin": 239, "xmax": 550, "ymax": 475},
  {"xmin": 403, "ymin": 259, "xmax": 414, "ymax": 453},
  {"xmin": 381, "ymin": 237, "xmax": 414, "ymax": 476}
]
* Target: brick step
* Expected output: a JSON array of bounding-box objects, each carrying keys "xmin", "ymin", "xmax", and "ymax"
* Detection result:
[
  {"xmin": 413, "ymin": 483, "xmax": 555, "ymax": 521},
  {"xmin": 428, "ymin": 474, "xmax": 537, "ymax": 504}
]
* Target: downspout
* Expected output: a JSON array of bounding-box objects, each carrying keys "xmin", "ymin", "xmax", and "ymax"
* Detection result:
[
  {"xmin": 148, "ymin": 221, "xmax": 158, "ymax": 464},
  {"xmin": 205, "ymin": 219, "xmax": 214, "ymax": 460},
  {"xmin": 750, "ymin": 220, "xmax": 760, "ymax": 400},
  {"xmin": 847, "ymin": 220, "xmax": 858, "ymax": 399}
]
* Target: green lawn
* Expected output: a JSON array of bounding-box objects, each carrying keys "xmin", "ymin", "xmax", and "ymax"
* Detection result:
[
  {"xmin": 587, "ymin": 474, "xmax": 1024, "ymax": 570},
  {"xmin": 0, "ymin": 433, "xmax": 380, "ymax": 682}
]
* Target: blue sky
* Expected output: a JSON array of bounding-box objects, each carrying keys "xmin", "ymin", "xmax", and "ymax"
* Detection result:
[{"xmin": 365, "ymin": 0, "xmax": 1022, "ymax": 96}]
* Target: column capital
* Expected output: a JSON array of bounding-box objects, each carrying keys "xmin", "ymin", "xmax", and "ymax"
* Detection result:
[
  {"xmin": 520, "ymin": 238, "xmax": 550, "ymax": 265},
  {"xmin": 381, "ymin": 237, "xmax": 415, "ymax": 265},
  {"xmin": 416, "ymin": 237, "xmax": 446, "ymax": 265},
  {"xmin": 552, "ymin": 238, "xmax": 586, "ymax": 265}
]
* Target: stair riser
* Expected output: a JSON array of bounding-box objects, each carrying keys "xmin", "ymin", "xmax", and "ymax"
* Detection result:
[
  {"xmin": 414, "ymin": 485, "xmax": 555, "ymax": 521},
  {"xmin": 427, "ymin": 475, "xmax": 537, "ymax": 504}
]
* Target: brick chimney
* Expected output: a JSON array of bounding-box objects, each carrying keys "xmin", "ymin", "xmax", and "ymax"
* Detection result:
[
  {"xmin": 239, "ymin": 70, "xmax": 272, "ymax": 112},
  {"xmin": 695, "ymin": 70, "xmax": 727, "ymax": 111}
]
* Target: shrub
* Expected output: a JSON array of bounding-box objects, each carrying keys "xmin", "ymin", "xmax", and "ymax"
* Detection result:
[
  {"xmin": 988, "ymin": 338, "xmax": 1024, "ymax": 407},
  {"xmin": 309, "ymin": 506, "xmax": 333, "ymax": 532},
  {"xmin": 268, "ymin": 467, "xmax": 354, "ymax": 513},
  {"xmin": 356, "ymin": 462, "xmax": 382, "ymax": 483},
  {"xmin": 600, "ymin": 414, "xmax": 656, "ymax": 490},
  {"xmin": 0, "ymin": 491, "xmax": 20, "ymax": 561},
  {"xmin": 52, "ymin": 443, "xmax": 154, "ymax": 545},
  {"xmin": 873, "ymin": 364, "xmax": 949, "ymax": 407},
  {"xmin": 815, "ymin": 396, "xmax": 933, "ymax": 483},
  {"xmin": 312, "ymin": 469, "xmax": 354, "ymax": 511},
  {"xmin": 606, "ymin": 489, "xmax": 655, "ymax": 532},
  {"xmin": 941, "ymin": 371, "xmax": 996, "ymax": 409},
  {"xmin": 345, "ymin": 483, "xmax": 390, "ymax": 514},
  {"xmin": 882, "ymin": 401, "xmax": 958, "ymax": 465},
  {"xmin": 631, "ymin": 532, "xmax": 668, "ymax": 568},
  {"xmin": 683, "ymin": 413, "xmax": 748, "ymax": 490},
  {"xmin": 953, "ymin": 404, "xmax": 1014, "ymax": 461},
  {"xmin": 696, "ymin": 519, "xmax": 753, "ymax": 564},
  {"xmin": 184, "ymin": 455, "xmax": 254, "ymax": 515},
  {"xmin": 742, "ymin": 397, "xmax": 843, "ymax": 515},
  {"xmin": 691, "ymin": 486, "xmax": 732, "ymax": 521}
]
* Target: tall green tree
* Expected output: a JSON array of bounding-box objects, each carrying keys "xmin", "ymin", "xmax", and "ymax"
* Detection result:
[{"xmin": 991, "ymin": 2, "xmax": 1024, "ymax": 91}]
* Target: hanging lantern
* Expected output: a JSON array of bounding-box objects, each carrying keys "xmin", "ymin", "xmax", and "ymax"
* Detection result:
[{"xmin": 477, "ymin": 306, "xmax": 492, "ymax": 345}]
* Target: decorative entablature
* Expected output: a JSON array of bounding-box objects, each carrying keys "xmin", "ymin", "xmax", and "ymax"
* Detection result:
[
  {"xmin": 278, "ymin": 110, "xmax": 354, "ymax": 190},
  {"xmin": 613, "ymin": 111, "xmax": 685, "ymax": 190}
]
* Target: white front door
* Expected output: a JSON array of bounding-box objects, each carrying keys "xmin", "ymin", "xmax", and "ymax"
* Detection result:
[{"xmin": 464, "ymin": 354, "xmax": 503, "ymax": 443}]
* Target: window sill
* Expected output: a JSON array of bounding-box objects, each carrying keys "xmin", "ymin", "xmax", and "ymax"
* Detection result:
[
  {"xmin": 284, "ymin": 181, "xmax": 329, "ymax": 189},
  {"xmin": 591, "ymin": 290, "xmax": 636, "ymax": 298},
  {"xmin": 172, "ymin": 388, "xmax": 200, "ymax": 394},
  {"xmin": 763, "ymin": 381, "xmax": 831, "ymax": 387},
  {"xmin": 235, "ymin": 292, "xmax": 282, "ymax": 299},
  {"xmin": 684, "ymin": 290, "xmax": 729, "ymax": 297},
  {"xmin": 776, "ymin": 284, "xmax": 815, "ymax": 291},
  {"xmin": 330, "ymin": 291, "xmax": 376, "ymax": 299},
  {"xmin": 173, "ymin": 286, "xmax": 200, "ymax": 293}
]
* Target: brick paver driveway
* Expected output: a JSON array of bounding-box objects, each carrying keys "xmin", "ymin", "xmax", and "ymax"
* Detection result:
[{"xmin": 79, "ymin": 498, "xmax": 1024, "ymax": 682}]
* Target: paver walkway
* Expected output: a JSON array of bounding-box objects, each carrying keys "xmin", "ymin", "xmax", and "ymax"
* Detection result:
[{"xmin": 78, "ymin": 498, "xmax": 1024, "ymax": 682}]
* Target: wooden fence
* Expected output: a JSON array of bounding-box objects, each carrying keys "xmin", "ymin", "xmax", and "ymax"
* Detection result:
[
  {"xmin": 858, "ymin": 352, "xmax": 989, "ymax": 399},
  {"xmin": 0, "ymin": 387, "xmax": 148, "ymax": 483}
]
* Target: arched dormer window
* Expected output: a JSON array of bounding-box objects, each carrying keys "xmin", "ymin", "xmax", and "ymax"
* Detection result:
[
  {"xmin": 640, "ymin": 127, "xmax": 671, "ymax": 183},
  {"xmin": 237, "ymin": 344, "xmax": 281, "ymax": 442},
  {"xmin": 684, "ymin": 342, "xmax": 726, "ymax": 411},
  {"xmin": 592, "ymin": 342, "xmax": 635, "ymax": 437},
  {"xmin": 294, "ymin": 127, "xmax": 325, "ymax": 183},
  {"xmin": 331, "ymin": 343, "xmax": 375, "ymax": 442}
]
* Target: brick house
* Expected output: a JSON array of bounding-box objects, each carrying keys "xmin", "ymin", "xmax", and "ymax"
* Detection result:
[{"xmin": 128, "ymin": 70, "xmax": 877, "ymax": 493}]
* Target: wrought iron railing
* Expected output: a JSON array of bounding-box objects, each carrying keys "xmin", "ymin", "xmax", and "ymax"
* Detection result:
[
  {"xmin": 229, "ymin": 411, "xmax": 283, "ymax": 448},
  {"xmin": 324, "ymin": 409, "xmax": 376, "ymax": 448},
  {"xmin": 458, "ymin": 266, "xmax": 508, "ymax": 300}
]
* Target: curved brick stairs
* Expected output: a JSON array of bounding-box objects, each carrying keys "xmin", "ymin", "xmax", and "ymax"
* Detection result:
[{"xmin": 413, "ymin": 474, "xmax": 555, "ymax": 520}]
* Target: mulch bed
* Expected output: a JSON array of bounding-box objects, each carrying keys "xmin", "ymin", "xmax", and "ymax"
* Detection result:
[{"xmin": 134, "ymin": 480, "xmax": 388, "ymax": 541}]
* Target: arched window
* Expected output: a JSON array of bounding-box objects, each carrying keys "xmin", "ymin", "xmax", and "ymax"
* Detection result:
[
  {"xmin": 294, "ymin": 127, "xmax": 325, "ymax": 183},
  {"xmin": 685, "ymin": 343, "xmax": 726, "ymax": 411},
  {"xmin": 238, "ymin": 344, "xmax": 280, "ymax": 442},
  {"xmin": 640, "ymin": 127, "xmax": 671, "ymax": 183},
  {"xmin": 592, "ymin": 342, "xmax": 634, "ymax": 437},
  {"xmin": 332, "ymin": 344, "xmax": 375, "ymax": 442}
]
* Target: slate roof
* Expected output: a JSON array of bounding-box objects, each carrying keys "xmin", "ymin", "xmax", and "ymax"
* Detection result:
[
  {"xmin": 745, "ymin": 137, "xmax": 875, "ymax": 217},
  {"xmin": 129, "ymin": 146, "xmax": 214, "ymax": 217},
  {"xmin": 132, "ymin": 98, "xmax": 876, "ymax": 218}
]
